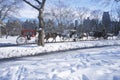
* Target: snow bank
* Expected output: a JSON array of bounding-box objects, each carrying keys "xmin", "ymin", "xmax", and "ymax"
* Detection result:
[
  {"xmin": 0, "ymin": 37, "xmax": 120, "ymax": 59},
  {"xmin": 1, "ymin": 46, "xmax": 120, "ymax": 80}
]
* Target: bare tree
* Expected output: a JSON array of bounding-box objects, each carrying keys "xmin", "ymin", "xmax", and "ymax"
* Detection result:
[
  {"xmin": 6, "ymin": 20, "xmax": 22, "ymax": 36},
  {"xmin": 50, "ymin": 0, "xmax": 75, "ymax": 33},
  {"xmin": 76, "ymin": 7, "xmax": 90, "ymax": 33},
  {"xmin": 76, "ymin": 7, "xmax": 89, "ymax": 25},
  {"xmin": 90, "ymin": 10, "xmax": 102, "ymax": 30},
  {"xmin": 90, "ymin": 10, "xmax": 102, "ymax": 19},
  {"xmin": 114, "ymin": 0, "xmax": 120, "ymax": 2},
  {"xmin": 45, "ymin": 19, "xmax": 55, "ymax": 33},
  {"xmin": 23, "ymin": 0, "xmax": 46, "ymax": 46},
  {"xmin": 116, "ymin": 5, "xmax": 120, "ymax": 20},
  {"xmin": 92, "ymin": 0, "xmax": 120, "ymax": 5},
  {"xmin": 0, "ymin": 0, "xmax": 20, "ymax": 21}
]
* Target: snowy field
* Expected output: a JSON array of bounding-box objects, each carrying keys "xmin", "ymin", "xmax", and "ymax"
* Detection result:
[
  {"xmin": 0, "ymin": 36, "xmax": 120, "ymax": 80},
  {"xmin": 0, "ymin": 46, "xmax": 120, "ymax": 80},
  {"xmin": 0, "ymin": 36, "xmax": 120, "ymax": 59}
]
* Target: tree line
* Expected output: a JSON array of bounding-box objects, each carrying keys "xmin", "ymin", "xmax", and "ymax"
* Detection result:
[{"xmin": 0, "ymin": 0, "xmax": 120, "ymax": 46}]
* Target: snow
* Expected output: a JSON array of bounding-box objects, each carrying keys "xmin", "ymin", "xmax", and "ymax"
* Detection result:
[
  {"xmin": 0, "ymin": 36, "xmax": 120, "ymax": 80},
  {"xmin": 0, "ymin": 36, "xmax": 120, "ymax": 59},
  {"xmin": 0, "ymin": 46, "xmax": 120, "ymax": 80}
]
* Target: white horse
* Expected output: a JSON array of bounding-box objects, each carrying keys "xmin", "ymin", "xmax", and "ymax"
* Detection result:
[{"xmin": 61, "ymin": 30, "xmax": 77, "ymax": 41}]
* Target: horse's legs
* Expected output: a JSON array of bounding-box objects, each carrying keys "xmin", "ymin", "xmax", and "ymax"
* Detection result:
[
  {"xmin": 46, "ymin": 38, "xmax": 49, "ymax": 43},
  {"xmin": 52, "ymin": 36, "xmax": 57, "ymax": 42},
  {"xmin": 52, "ymin": 38, "xmax": 55, "ymax": 42}
]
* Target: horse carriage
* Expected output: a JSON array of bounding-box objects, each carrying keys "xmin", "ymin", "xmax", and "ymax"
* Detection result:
[
  {"xmin": 44, "ymin": 29, "xmax": 78, "ymax": 42},
  {"xmin": 16, "ymin": 29, "xmax": 75, "ymax": 44},
  {"xmin": 16, "ymin": 28, "xmax": 117, "ymax": 45},
  {"xmin": 16, "ymin": 29, "xmax": 37, "ymax": 45},
  {"xmin": 60, "ymin": 29, "xmax": 78, "ymax": 41}
]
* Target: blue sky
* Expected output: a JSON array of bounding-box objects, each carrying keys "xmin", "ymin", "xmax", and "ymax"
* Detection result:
[{"xmin": 17, "ymin": 0, "xmax": 120, "ymax": 20}]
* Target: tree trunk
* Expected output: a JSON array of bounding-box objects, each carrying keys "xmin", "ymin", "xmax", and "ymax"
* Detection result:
[
  {"xmin": 38, "ymin": 10, "xmax": 45, "ymax": 46},
  {"xmin": 0, "ymin": 27, "xmax": 2, "ymax": 38}
]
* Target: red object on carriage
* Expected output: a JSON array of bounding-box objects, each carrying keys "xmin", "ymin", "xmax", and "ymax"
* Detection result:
[
  {"xmin": 21, "ymin": 29, "xmax": 36, "ymax": 37},
  {"xmin": 16, "ymin": 29, "xmax": 37, "ymax": 45}
]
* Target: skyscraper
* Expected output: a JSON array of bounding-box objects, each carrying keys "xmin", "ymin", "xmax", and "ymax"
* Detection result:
[{"xmin": 102, "ymin": 12, "xmax": 111, "ymax": 32}]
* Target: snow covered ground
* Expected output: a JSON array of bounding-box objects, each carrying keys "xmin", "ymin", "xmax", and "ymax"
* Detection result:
[
  {"xmin": 0, "ymin": 36, "xmax": 120, "ymax": 59},
  {"xmin": 0, "ymin": 46, "xmax": 120, "ymax": 80},
  {"xmin": 0, "ymin": 36, "xmax": 120, "ymax": 80}
]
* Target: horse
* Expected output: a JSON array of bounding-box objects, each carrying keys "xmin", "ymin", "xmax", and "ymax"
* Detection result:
[
  {"xmin": 78, "ymin": 33, "xmax": 89, "ymax": 40},
  {"xmin": 60, "ymin": 30, "xmax": 78, "ymax": 41},
  {"xmin": 90, "ymin": 31, "xmax": 107, "ymax": 40},
  {"xmin": 106, "ymin": 33, "xmax": 114, "ymax": 40},
  {"xmin": 44, "ymin": 32, "xmax": 58, "ymax": 42}
]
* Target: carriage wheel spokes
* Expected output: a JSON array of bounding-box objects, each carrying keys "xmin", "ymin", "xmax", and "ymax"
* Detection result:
[{"xmin": 16, "ymin": 36, "xmax": 27, "ymax": 45}]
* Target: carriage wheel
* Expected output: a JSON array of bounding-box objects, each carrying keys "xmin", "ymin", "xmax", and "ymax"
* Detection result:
[{"xmin": 16, "ymin": 36, "xmax": 27, "ymax": 45}]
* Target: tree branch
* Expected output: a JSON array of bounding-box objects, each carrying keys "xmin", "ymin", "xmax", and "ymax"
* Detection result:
[
  {"xmin": 23, "ymin": 0, "xmax": 39, "ymax": 10},
  {"xmin": 35, "ymin": 0, "xmax": 42, "ymax": 5},
  {"xmin": 0, "ymin": 0, "xmax": 4, "ymax": 4},
  {"xmin": 40, "ymin": 0, "xmax": 46, "ymax": 9}
]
